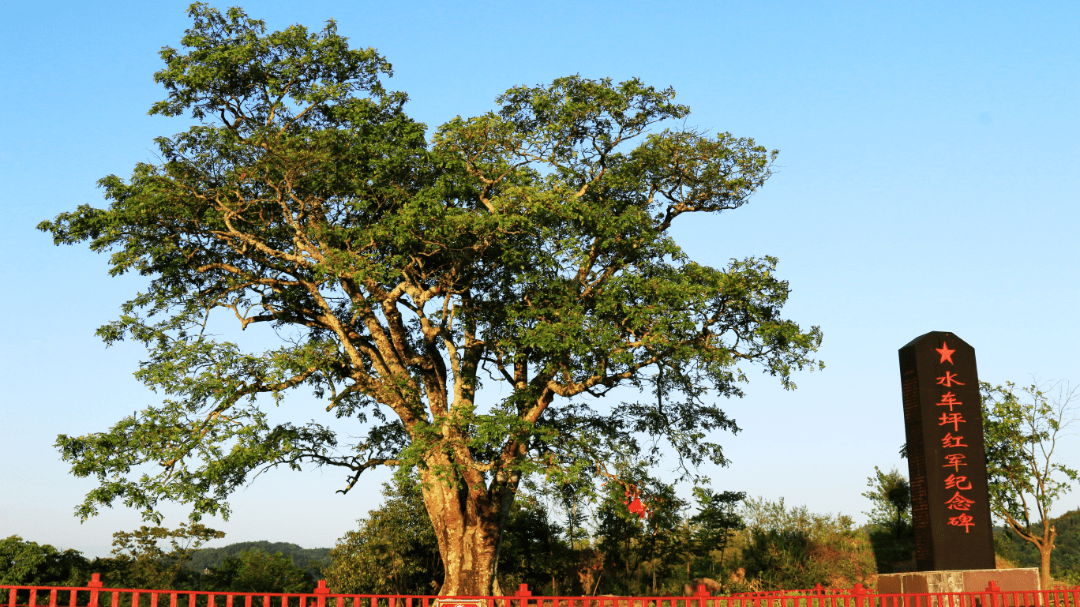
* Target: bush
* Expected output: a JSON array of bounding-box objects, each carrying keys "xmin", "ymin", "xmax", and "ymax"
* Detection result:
[
  {"xmin": 324, "ymin": 475, "xmax": 442, "ymax": 595},
  {"xmin": 0, "ymin": 536, "xmax": 90, "ymax": 586},
  {"xmin": 734, "ymin": 497, "xmax": 876, "ymax": 591},
  {"xmin": 204, "ymin": 551, "xmax": 312, "ymax": 593},
  {"xmin": 497, "ymin": 499, "xmax": 578, "ymax": 595}
]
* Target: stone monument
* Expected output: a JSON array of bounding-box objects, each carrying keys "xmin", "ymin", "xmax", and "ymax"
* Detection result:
[
  {"xmin": 900, "ymin": 331, "xmax": 994, "ymax": 570},
  {"xmin": 877, "ymin": 331, "xmax": 1040, "ymax": 594}
]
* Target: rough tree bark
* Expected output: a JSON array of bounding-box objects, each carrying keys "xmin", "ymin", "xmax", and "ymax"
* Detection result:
[{"xmin": 420, "ymin": 462, "xmax": 517, "ymax": 595}]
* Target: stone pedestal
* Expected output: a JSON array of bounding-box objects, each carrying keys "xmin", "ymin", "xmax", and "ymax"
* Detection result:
[{"xmin": 877, "ymin": 568, "xmax": 1040, "ymax": 594}]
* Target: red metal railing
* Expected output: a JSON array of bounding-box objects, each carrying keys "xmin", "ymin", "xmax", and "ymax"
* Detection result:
[
  {"xmin": 730, "ymin": 583, "xmax": 856, "ymax": 599},
  {"xmin": 725, "ymin": 582, "xmax": 1080, "ymax": 607},
  {"xmin": 2, "ymin": 577, "xmax": 1078, "ymax": 607}
]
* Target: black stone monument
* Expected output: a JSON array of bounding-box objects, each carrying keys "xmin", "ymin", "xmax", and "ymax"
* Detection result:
[{"xmin": 898, "ymin": 331, "xmax": 995, "ymax": 571}]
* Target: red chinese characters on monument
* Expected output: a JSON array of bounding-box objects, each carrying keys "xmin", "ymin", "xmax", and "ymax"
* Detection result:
[
  {"xmin": 944, "ymin": 474, "xmax": 972, "ymax": 490},
  {"xmin": 937, "ymin": 411, "xmax": 965, "ymax": 431},
  {"xmin": 948, "ymin": 513, "xmax": 975, "ymax": 532},
  {"xmin": 936, "ymin": 392, "xmax": 963, "ymax": 411},
  {"xmin": 935, "ymin": 371, "xmax": 965, "ymax": 387},
  {"xmin": 935, "ymin": 341, "xmax": 977, "ymax": 533},
  {"xmin": 943, "ymin": 453, "xmax": 966, "ymax": 470},
  {"xmin": 941, "ymin": 433, "xmax": 967, "ymax": 448}
]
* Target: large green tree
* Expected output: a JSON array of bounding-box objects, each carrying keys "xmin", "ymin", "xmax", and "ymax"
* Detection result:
[{"xmin": 39, "ymin": 4, "xmax": 821, "ymax": 595}]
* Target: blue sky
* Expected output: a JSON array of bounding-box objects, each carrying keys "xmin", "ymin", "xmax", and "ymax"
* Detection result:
[{"xmin": 1, "ymin": 0, "xmax": 1078, "ymax": 558}]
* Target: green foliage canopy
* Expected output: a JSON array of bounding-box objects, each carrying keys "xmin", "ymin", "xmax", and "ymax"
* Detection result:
[
  {"xmin": 38, "ymin": 3, "xmax": 820, "ymax": 592},
  {"xmin": 0, "ymin": 537, "xmax": 90, "ymax": 587}
]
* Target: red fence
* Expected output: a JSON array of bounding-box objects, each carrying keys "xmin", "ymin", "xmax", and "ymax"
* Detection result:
[
  {"xmin": 725, "ymin": 583, "xmax": 1080, "ymax": 607},
  {"xmin": 3, "ymin": 577, "xmax": 1078, "ymax": 607}
]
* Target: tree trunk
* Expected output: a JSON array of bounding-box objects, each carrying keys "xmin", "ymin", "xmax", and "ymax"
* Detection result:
[
  {"xmin": 1005, "ymin": 514, "xmax": 1056, "ymax": 592},
  {"xmin": 1039, "ymin": 544, "xmax": 1052, "ymax": 591},
  {"xmin": 418, "ymin": 456, "xmax": 519, "ymax": 596},
  {"xmin": 1037, "ymin": 522, "xmax": 1056, "ymax": 591}
]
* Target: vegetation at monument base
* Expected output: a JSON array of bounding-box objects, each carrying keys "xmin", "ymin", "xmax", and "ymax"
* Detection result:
[
  {"xmin": 861, "ymin": 466, "xmax": 915, "ymax": 575},
  {"xmin": 38, "ymin": 2, "xmax": 822, "ymax": 596}
]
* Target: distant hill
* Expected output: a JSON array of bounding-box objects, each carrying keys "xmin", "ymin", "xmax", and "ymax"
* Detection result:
[
  {"xmin": 994, "ymin": 508, "xmax": 1080, "ymax": 583},
  {"xmin": 187, "ymin": 542, "xmax": 331, "ymax": 575}
]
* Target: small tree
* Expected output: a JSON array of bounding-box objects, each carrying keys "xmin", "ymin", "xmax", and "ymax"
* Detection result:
[
  {"xmin": 106, "ymin": 523, "xmax": 224, "ymax": 590},
  {"xmin": 595, "ymin": 474, "xmax": 647, "ymax": 594},
  {"xmin": 636, "ymin": 483, "xmax": 686, "ymax": 594},
  {"xmin": 555, "ymin": 480, "xmax": 590, "ymax": 551},
  {"xmin": 496, "ymin": 498, "xmax": 573, "ymax": 595},
  {"xmin": 691, "ymin": 488, "xmax": 745, "ymax": 576},
  {"xmin": 862, "ymin": 466, "xmax": 910, "ymax": 538},
  {"xmin": 982, "ymin": 381, "xmax": 1079, "ymax": 591}
]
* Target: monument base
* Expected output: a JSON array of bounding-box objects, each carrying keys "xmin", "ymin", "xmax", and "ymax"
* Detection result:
[{"xmin": 877, "ymin": 568, "xmax": 1041, "ymax": 593}]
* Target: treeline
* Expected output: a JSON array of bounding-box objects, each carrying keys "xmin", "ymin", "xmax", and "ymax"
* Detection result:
[
  {"xmin": 0, "ymin": 526, "xmax": 318, "ymax": 593},
  {"xmin": 187, "ymin": 543, "xmax": 329, "ymax": 578},
  {"xmin": 995, "ymin": 509, "xmax": 1080, "ymax": 585}
]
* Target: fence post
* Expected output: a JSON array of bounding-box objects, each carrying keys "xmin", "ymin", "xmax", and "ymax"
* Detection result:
[
  {"xmin": 88, "ymin": 573, "xmax": 104, "ymax": 607},
  {"xmin": 314, "ymin": 581, "xmax": 330, "ymax": 607},
  {"xmin": 852, "ymin": 583, "xmax": 866, "ymax": 607},
  {"xmin": 696, "ymin": 583, "xmax": 710, "ymax": 607},
  {"xmin": 984, "ymin": 581, "xmax": 999, "ymax": 607},
  {"xmin": 515, "ymin": 584, "xmax": 531, "ymax": 607}
]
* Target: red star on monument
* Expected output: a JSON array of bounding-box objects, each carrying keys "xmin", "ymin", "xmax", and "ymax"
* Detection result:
[{"xmin": 936, "ymin": 341, "xmax": 955, "ymax": 364}]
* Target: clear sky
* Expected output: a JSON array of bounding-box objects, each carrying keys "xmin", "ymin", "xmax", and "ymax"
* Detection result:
[{"xmin": 2, "ymin": 0, "xmax": 1078, "ymax": 558}]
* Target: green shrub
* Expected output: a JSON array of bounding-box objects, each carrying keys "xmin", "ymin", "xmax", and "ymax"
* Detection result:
[{"xmin": 0, "ymin": 536, "xmax": 90, "ymax": 586}]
